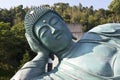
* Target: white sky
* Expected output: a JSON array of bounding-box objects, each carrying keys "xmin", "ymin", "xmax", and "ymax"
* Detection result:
[{"xmin": 0, "ymin": 0, "xmax": 112, "ymax": 10}]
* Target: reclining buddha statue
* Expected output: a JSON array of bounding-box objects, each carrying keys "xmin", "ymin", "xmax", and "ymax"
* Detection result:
[{"xmin": 11, "ymin": 7, "xmax": 120, "ymax": 80}]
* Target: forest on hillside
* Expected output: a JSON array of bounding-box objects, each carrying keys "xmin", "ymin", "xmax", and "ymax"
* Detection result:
[{"xmin": 0, "ymin": 0, "xmax": 120, "ymax": 79}]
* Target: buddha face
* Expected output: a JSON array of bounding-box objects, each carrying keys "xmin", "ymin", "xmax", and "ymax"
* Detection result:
[{"xmin": 34, "ymin": 12, "xmax": 72, "ymax": 52}]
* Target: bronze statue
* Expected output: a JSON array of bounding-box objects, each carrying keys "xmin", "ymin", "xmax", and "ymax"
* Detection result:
[{"xmin": 11, "ymin": 7, "xmax": 120, "ymax": 80}]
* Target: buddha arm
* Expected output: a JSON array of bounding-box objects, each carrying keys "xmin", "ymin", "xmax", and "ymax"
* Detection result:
[{"xmin": 10, "ymin": 53, "xmax": 49, "ymax": 80}]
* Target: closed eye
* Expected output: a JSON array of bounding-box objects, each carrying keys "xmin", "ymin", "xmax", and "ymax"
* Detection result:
[
  {"xmin": 49, "ymin": 16, "xmax": 59, "ymax": 26},
  {"xmin": 39, "ymin": 27, "xmax": 49, "ymax": 37}
]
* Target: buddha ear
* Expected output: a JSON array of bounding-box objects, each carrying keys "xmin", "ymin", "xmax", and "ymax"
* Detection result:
[
  {"xmin": 25, "ymin": 33, "xmax": 49, "ymax": 54},
  {"xmin": 25, "ymin": 33, "xmax": 38, "ymax": 53},
  {"xmin": 25, "ymin": 33, "xmax": 44, "ymax": 53}
]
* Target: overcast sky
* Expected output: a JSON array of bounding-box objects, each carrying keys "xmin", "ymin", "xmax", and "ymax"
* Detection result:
[{"xmin": 0, "ymin": 0, "xmax": 112, "ymax": 10}]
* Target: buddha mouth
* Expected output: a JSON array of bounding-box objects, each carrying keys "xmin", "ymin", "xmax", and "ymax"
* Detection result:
[{"xmin": 54, "ymin": 31, "xmax": 63, "ymax": 39}]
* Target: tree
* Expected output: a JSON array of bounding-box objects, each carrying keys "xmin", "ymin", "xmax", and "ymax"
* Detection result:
[
  {"xmin": 10, "ymin": 22, "xmax": 27, "ymax": 66},
  {"xmin": 108, "ymin": 0, "xmax": 120, "ymax": 14},
  {"xmin": 78, "ymin": 3, "xmax": 83, "ymax": 11},
  {"xmin": 0, "ymin": 9, "xmax": 13, "ymax": 26},
  {"xmin": 88, "ymin": 6, "xmax": 94, "ymax": 15},
  {"xmin": 108, "ymin": 0, "xmax": 120, "ymax": 22},
  {"xmin": 14, "ymin": 5, "xmax": 26, "ymax": 24},
  {"xmin": 0, "ymin": 22, "xmax": 27, "ymax": 67},
  {"xmin": 0, "ymin": 22, "xmax": 12, "ymax": 63},
  {"xmin": 18, "ymin": 51, "xmax": 30, "ymax": 69},
  {"xmin": 54, "ymin": 3, "xmax": 69, "ymax": 17},
  {"xmin": 0, "ymin": 22, "xmax": 16, "ymax": 79}
]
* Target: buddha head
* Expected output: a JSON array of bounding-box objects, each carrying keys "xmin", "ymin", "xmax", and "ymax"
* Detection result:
[{"xmin": 24, "ymin": 7, "xmax": 73, "ymax": 53}]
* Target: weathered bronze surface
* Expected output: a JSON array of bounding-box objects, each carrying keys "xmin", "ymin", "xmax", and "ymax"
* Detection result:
[{"xmin": 11, "ymin": 7, "xmax": 120, "ymax": 80}]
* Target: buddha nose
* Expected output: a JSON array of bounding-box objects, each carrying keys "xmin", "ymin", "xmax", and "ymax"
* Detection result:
[{"xmin": 48, "ymin": 25, "xmax": 55, "ymax": 34}]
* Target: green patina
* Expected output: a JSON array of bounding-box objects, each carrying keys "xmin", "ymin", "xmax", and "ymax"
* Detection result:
[{"xmin": 11, "ymin": 7, "xmax": 120, "ymax": 80}]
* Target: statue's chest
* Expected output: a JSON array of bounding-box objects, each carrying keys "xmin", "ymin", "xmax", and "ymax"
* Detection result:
[
  {"xmin": 68, "ymin": 56, "xmax": 114, "ymax": 77},
  {"xmin": 63, "ymin": 43, "xmax": 117, "ymax": 77}
]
